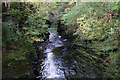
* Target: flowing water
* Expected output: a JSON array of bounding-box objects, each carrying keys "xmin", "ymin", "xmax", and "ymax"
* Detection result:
[
  {"xmin": 33, "ymin": 27, "xmax": 99, "ymax": 79},
  {"xmin": 36, "ymin": 28, "xmax": 67, "ymax": 79}
]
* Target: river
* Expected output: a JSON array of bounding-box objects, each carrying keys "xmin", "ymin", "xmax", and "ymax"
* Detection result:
[
  {"xmin": 35, "ymin": 28, "xmax": 68, "ymax": 79},
  {"xmin": 32, "ymin": 26, "xmax": 99, "ymax": 79}
]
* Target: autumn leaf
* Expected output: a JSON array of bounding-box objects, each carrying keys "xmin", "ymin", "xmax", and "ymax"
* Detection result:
[{"xmin": 31, "ymin": 37, "xmax": 44, "ymax": 42}]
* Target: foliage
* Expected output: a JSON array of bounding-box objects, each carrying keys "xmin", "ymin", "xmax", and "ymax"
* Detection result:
[
  {"xmin": 2, "ymin": 21, "xmax": 17, "ymax": 48},
  {"xmin": 103, "ymin": 51, "xmax": 120, "ymax": 78},
  {"xmin": 7, "ymin": 51, "xmax": 25, "ymax": 61},
  {"xmin": 23, "ymin": 6, "xmax": 50, "ymax": 43},
  {"xmin": 2, "ymin": 3, "xmax": 36, "ymax": 77},
  {"xmin": 2, "ymin": 2, "xmax": 120, "ymax": 78},
  {"xmin": 62, "ymin": 2, "xmax": 119, "ymax": 52},
  {"xmin": 62, "ymin": 2, "xmax": 120, "ymax": 78}
]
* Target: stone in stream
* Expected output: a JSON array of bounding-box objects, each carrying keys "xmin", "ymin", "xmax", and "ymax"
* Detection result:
[{"xmin": 52, "ymin": 46, "xmax": 65, "ymax": 55}]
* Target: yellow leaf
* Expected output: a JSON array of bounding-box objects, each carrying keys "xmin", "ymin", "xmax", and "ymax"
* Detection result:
[{"xmin": 31, "ymin": 37, "xmax": 44, "ymax": 42}]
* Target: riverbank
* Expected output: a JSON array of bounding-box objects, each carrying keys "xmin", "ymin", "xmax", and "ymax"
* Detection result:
[{"xmin": 2, "ymin": 2, "xmax": 120, "ymax": 79}]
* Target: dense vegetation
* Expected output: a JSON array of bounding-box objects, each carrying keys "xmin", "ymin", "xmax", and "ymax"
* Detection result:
[
  {"xmin": 61, "ymin": 2, "xmax": 120, "ymax": 78},
  {"xmin": 2, "ymin": 2, "xmax": 51, "ymax": 78},
  {"xmin": 2, "ymin": 2, "xmax": 120, "ymax": 78}
]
